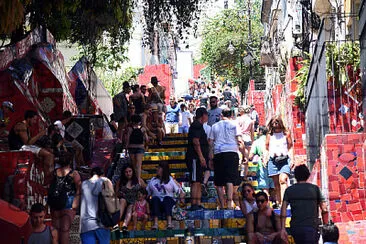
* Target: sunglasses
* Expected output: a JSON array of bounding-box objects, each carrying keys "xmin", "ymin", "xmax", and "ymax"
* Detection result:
[{"xmin": 256, "ymin": 199, "xmax": 266, "ymax": 204}]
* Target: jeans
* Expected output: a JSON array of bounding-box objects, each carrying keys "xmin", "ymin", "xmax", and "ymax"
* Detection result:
[
  {"xmin": 178, "ymin": 126, "xmax": 189, "ymax": 133},
  {"xmin": 290, "ymin": 226, "xmax": 319, "ymax": 244},
  {"xmin": 80, "ymin": 228, "xmax": 110, "ymax": 244},
  {"xmin": 151, "ymin": 196, "xmax": 176, "ymax": 217}
]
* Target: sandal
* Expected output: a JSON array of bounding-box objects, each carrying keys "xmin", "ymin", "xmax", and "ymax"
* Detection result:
[
  {"xmin": 121, "ymin": 226, "xmax": 128, "ymax": 232},
  {"xmin": 167, "ymin": 223, "xmax": 173, "ymax": 230},
  {"xmin": 151, "ymin": 224, "xmax": 158, "ymax": 230}
]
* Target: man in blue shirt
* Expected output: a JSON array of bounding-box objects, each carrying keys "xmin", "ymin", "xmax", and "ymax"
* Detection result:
[{"xmin": 165, "ymin": 97, "xmax": 180, "ymax": 134}]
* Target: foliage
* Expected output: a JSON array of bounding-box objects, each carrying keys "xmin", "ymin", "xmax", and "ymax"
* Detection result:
[
  {"xmin": 293, "ymin": 55, "xmax": 311, "ymax": 110},
  {"xmin": 0, "ymin": 0, "xmax": 209, "ymax": 64},
  {"xmin": 199, "ymin": 0, "xmax": 264, "ymax": 91},
  {"xmin": 98, "ymin": 67, "xmax": 143, "ymax": 97},
  {"xmin": 72, "ymin": 44, "xmax": 142, "ymax": 97},
  {"xmin": 326, "ymin": 41, "xmax": 360, "ymax": 86}
]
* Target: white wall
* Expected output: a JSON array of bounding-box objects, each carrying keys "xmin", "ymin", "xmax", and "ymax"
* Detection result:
[{"xmin": 174, "ymin": 51, "xmax": 193, "ymax": 98}]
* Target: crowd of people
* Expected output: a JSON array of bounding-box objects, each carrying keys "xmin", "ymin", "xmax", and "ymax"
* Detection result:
[{"xmin": 0, "ymin": 75, "xmax": 336, "ymax": 244}]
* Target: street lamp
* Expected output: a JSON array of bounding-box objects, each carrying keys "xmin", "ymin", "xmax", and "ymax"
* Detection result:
[{"xmin": 228, "ymin": 41, "xmax": 235, "ymax": 55}]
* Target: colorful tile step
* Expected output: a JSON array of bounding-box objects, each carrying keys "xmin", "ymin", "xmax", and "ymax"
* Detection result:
[
  {"xmin": 147, "ymin": 147, "xmax": 186, "ymax": 152},
  {"xmin": 111, "ymin": 227, "xmax": 294, "ymax": 241},
  {"xmin": 184, "ymin": 209, "xmax": 291, "ymax": 220}
]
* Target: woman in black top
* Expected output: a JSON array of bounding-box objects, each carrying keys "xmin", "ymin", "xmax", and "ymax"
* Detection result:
[
  {"xmin": 129, "ymin": 85, "xmax": 145, "ymax": 115},
  {"xmin": 126, "ymin": 115, "xmax": 147, "ymax": 180},
  {"xmin": 50, "ymin": 152, "xmax": 81, "ymax": 244}
]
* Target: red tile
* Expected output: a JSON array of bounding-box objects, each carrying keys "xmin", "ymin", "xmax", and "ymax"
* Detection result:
[
  {"xmin": 358, "ymin": 189, "xmax": 365, "ymax": 199},
  {"xmin": 337, "ymin": 201, "xmax": 347, "ymax": 212},
  {"xmin": 340, "ymin": 212, "xmax": 353, "ymax": 222},
  {"xmin": 346, "ymin": 202, "xmax": 362, "ymax": 212}
]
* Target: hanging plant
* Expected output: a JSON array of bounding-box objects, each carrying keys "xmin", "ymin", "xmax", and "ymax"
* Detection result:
[
  {"xmin": 293, "ymin": 54, "xmax": 311, "ymax": 110},
  {"xmin": 326, "ymin": 41, "xmax": 360, "ymax": 87}
]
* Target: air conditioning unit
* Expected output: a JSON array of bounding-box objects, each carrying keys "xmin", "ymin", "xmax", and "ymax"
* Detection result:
[{"xmin": 292, "ymin": 3, "xmax": 303, "ymax": 36}]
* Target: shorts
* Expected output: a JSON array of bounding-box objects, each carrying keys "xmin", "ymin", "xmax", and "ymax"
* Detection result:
[
  {"xmin": 244, "ymin": 141, "xmax": 252, "ymax": 147},
  {"xmin": 268, "ymin": 156, "xmax": 291, "ymax": 176},
  {"xmin": 213, "ymin": 152, "xmax": 240, "ymax": 186},
  {"xmin": 186, "ymin": 158, "xmax": 204, "ymax": 183},
  {"xmin": 178, "ymin": 126, "xmax": 189, "ymax": 133},
  {"xmin": 128, "ymin": 147, "xmax": 145, "ymax": 154},
  {"xmin": 20, "ymin": 145, "xmax": 41, "ymax": 156},
  {"xmin": 257, "ymin": 166, "xmax": 274, "ymax": 189}
]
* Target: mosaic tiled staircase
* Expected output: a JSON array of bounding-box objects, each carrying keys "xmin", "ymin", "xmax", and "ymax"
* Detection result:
[{"xmin": 111, "ymin": 133, "xmax": 293, "ymax": 244}]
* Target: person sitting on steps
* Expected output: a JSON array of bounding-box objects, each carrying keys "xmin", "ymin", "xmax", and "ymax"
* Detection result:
[
  {"xmin": 147, "ymin": 161, "xmax": 185, "ymax": 230},
  {"xmin": 247, "ymin": 192, "xmax": 286, "ymax": 244},
  {"xmin": 8, "ymin": 110, "xmax": 54, "ymax": 183}
]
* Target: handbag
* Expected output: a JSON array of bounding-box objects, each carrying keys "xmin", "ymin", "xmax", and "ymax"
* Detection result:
[
  {"xmin": 274, "ymin": 155, "xmax": 289, "ymax": 164},
  {"xmin": 98, "ymin": 179, "xmax": 121, "ymax": 227}
]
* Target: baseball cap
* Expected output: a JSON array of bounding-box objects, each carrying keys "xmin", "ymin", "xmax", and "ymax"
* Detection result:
[{"xmin": 2, "ymin": 101, "xmax": 14, "ymax": 112}]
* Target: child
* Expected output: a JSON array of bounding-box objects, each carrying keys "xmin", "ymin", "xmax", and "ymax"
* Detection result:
[
  {"xmin": 132, "ymin": 188, "xmax": 150, "ymax": 230},
  {"xmin": 178, "ymin": 104, "xmax": 192, "ymax": 133}
]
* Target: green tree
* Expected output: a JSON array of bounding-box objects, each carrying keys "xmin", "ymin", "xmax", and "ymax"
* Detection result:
[
  {"xmin": 0, "ymin": 0, "xmax": 209, "ymax": 63},
  {"xmin": 200, "ymin": 0, "xmax": 264, "ymax": 91}
]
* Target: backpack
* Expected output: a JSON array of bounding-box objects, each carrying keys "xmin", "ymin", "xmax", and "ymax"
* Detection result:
[
  {"xmin": 47, "ymin": 171, "xmax": 72, "ymax": 210},
  {"xmin": 129, "ymin": 127, "xmax": 144, "ymax": 145},
  {"xmin": 98, "ymin": 179, "xmax": 121, "ymax": 227},
  {"xmin": 253, "ymin": 210, "xmax": 277, "ymax": 232}
]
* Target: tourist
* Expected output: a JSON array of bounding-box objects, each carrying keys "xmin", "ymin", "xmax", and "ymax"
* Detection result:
[
  {"xmin": 178, "ymin": 103, "xmax": 192, "ymax": 133},
  {"xmin": 127, "ymin": 104, "xmax": 136, "ymax": 124},
  {"xmin": 165, "ymin": 97, "xmax": 180, "ymax": 134},
  {"xmin": 0, "ymin": 101, "xmax": 14, "ymax": 137},
  {"xmin": 209, "ymin": 108, "xmax": 244, "ymax": 209},
  {"xmin": 249, "ymin": 126, "xmax": 274, "ymax": 197},
  {"xmin": 28, "ymin": 203, "xmax": 58, "ymax": 244},
  {"xmin": 132, "ymin": 188, "xmax": 150, "ymax": 230},
  {"xmin": 49, "ymin": 152, "xmax": 81, "ymax": 244},
  {"xmin": 148, "ymin": 76, "xmax": 166, "ymax": 113},
  {"xmin": 126, "ymin": 114, "xmax": 147, "ymax": 179},
  {"xmin": 113, "ymin": 81, "xmax": 131, "ymax": 140},
  {"xmin": 239, "ymin": 183, "xmax": 258, "ymax": 216},
  {"xmin": 207, "ymin": 95, "xmax": 222, "ymax": 126},
  {"xmin": 237, "ymin": 106, "xmax": 255, "ymax": 171},
  {"xmin": 247, "ymin": 192, "xmax": 284, "ymax": 244},
  {"xmin": 80, "ymin": 167, "xmax": 111, "ymax": 244},
  {"xmin": 140, "ymin": 85, "xmax": 148, "ymax": 102},
  {"xmin": 147, "ymin": 161, "xmax": 184, "ymax": 230},
  {"xmin": 8, "ymin": 110, "xmax": 54, "ymax": 181},
  {"xmin": 251, "ymin": 105, "xmax": 259, "ymax": 131},
  {"xmin": 146, "ymin": 105, "xmax": 164, "ymax": 144},
  {"xmin": 186, "ymin": 108, "xmax": 209, "ymax": 210},
  {"xmin": 129, "ymin": 84, "xmax": 145, "ymax": 115},
  {"xmin": 115, "ymin": 164, "xmax": 146, "ymax": 231},
  {"xmin": 280, "ymin": 164, "xmax": 329, "ymax": 244},
  {"xmin": 266, "ymin": 115, "xmax": 292, "ymax": 207}
]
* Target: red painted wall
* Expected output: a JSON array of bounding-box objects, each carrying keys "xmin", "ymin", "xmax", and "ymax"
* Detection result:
[{"xmin": 138, "ymin": 64, "xmax": 172, "ymax": 104}]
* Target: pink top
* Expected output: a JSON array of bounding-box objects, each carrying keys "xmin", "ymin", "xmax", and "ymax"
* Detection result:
[
  {"xmin": 135, "ymin": 199, "xmax": 147, "ymax": 215},
  {"xmin": 237, "ymin": 115, "xmax": 254, "ymax": 142}
]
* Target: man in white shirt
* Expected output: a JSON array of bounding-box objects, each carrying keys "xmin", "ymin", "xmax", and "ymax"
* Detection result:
[{"xmin": 209, "ymin": 109, "xmax": 244, "ymax": 209}]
